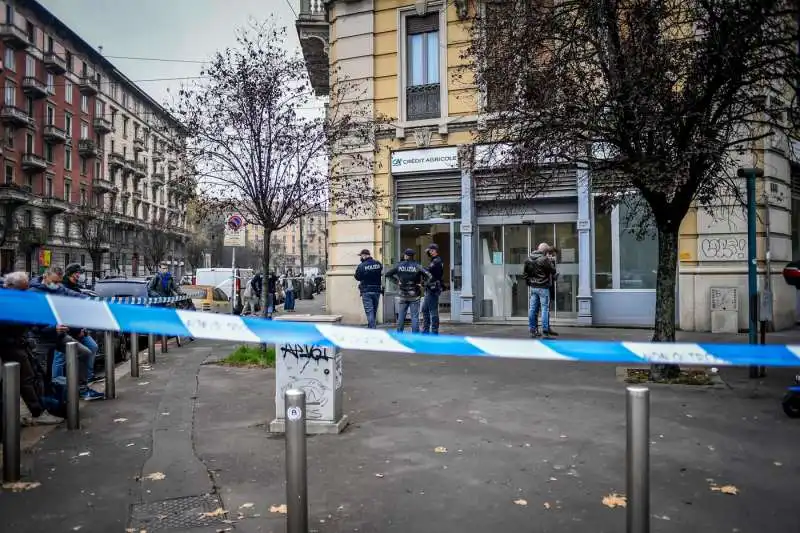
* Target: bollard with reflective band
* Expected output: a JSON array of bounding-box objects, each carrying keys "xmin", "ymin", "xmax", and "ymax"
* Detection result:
[
  {"xmin": 626, "ymin": 386, "xmax": 650, "ymax": 533},
  {"xmin": 104, "ymin": 331, "xmax": 115, "ymax": 399},
  {"xmin": 161, "ymin": 334, "xmax": 168, "ymax": 354},
  {"xmin": 285, "ymin": 389, "xmax": 309, "ymax": 533},
  {"xmin": 130, "ymin": 333, "xmax": 140, "ymax": 378},
  {"xmin": 147, "ymin": 333, "xmax": 156, "ymax": 364},
  {"xmin": 66, "ymin": 341, "xmax": 80, "ymax": 430},
  {"xmin": 2, "ymin": 362, "xmax": 21, "ymax": 482}
]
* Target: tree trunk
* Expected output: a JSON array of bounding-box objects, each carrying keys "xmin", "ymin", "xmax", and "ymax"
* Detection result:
[
  {"xmin": 651, "ymin": 225, "xmax": 680, "ymax": 379},
  {"xmin": 261, "ymin": 227, "xmax": 271, "ymax": 317}
]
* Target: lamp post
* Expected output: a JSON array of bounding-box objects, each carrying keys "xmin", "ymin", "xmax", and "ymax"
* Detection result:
[{"xmin": 737, "ymin": 167, "xmax": 764, "ymax": 378}]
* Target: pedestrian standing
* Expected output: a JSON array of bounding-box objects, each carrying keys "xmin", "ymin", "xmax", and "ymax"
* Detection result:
[
  {"xmin": 283, "ymin": 273, "xmax": 296, "ymax": 312},
  {"xmin": 523, "ymin": 242, "xmax": 558, "ymax": 338},
  {"xmin": 266, "ymin": 271, "xmax": 279, "ymax": 318},
  {"xmin": 354, "ymin": 249, "xmax": 383, "ymax": 328},
  {"xmin": 384, "ymin": 249, "xmax": 431, "ymax": 333},
  {"xmin": 421, "ymin": 243, "xmax": 444, "ymax": 335}
]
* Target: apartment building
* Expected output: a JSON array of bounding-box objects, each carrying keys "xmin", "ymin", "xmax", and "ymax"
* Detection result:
[
  {"xmin": 299, "ymin": 0, "xmax": 798, "ymax": 330},
  {"xmin": 246, "ymin": 214, "xmax": 328, "ymax": 274},
  {"xmin": 0, "ymin": 0, "xmax": 190, "ymax": 278}
]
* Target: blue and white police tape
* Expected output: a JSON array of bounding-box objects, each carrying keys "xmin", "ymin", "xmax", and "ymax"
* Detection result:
[
  {"xmin": 2, "ymin": 289, "xmax": 800, "ymax": 367},
  {"xmin": 88, "ymin": 294, "xmax": 192, "ymax": 305}
]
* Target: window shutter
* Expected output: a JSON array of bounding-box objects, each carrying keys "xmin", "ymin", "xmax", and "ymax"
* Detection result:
[{"xmin": 407, "ymin": 13, "xmax": 439, "ymax": 35}]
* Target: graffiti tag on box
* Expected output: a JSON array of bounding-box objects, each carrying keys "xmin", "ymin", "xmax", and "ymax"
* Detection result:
[{"xmin": 280, "ymin": 343, "xmax": 331, "ymax": 372}]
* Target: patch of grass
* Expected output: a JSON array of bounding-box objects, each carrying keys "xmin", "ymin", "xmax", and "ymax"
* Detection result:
[
  {"xmin": 625, "ymin": 368, "xmax": 713, "ymax": 386},
  {"xmin": 219, "ymin": 344, "xmax": 276, "ymax": 368}
]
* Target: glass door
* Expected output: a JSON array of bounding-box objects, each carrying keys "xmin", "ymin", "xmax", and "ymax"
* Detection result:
[
  {"xmin": 398, "ymin": 222, "xmax": 456, "ymax": 321},
  {"xmin": 504, "ymin": 225, "xmax": 529, "ymax": 317},
  {"xmin": 553, "ymin": 222, "xmax": 578, "ymax": 318}
]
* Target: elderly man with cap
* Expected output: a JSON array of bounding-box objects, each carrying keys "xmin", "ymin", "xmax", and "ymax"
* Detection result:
[
  {"xmin": 385, "ymin": 248, "xmax": 431, "ymax": 333},
  {"xmin": 354, "ymin": 248, "xmax": 383, "ymax": 328},
  {"xmin": 421, "ymin": 243, "xmax": 444, "ymax": 335}
]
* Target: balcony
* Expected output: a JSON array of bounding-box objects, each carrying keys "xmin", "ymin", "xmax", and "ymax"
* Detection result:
[
  {"xmin": 23, "ymin": 77, "xmax": 48, "ymax": 99},
  {"xmin": 406, "ymin": 84, "xmax": 441, "ymax": 121},
  {"xmin": 134, "ymin": 161, "xmax": 147, "ymax": 178},
  {"xmin": 0, "ymin": 183, "xmax": 33, "ymax": 204},
  {"xmin": 1, "ymin": 106, "xmax": 31, "ymax": 127},
  {"xmin": 93, "ymin": 116, "xmax": 113, "ymax": 134},
  {"xmin": 124, "ymin": 158, "xmax": 136, "ymax": 174},
  {"xmin": 108, "ymin": 152, "xmax": 125, "ymax": 170},
  {"xmin": 38, "ymin": 196, "xmax": 68, "ymax": 214},
  {"xmin": 168, "ymin": 159, "xmax": 178, "ymax": 170},
  {"xmin": 93, "ymin": 178, "xmax": 115, "ymax": 193},
  {"xmin": 133, "ymin": 137, "xmax": 145, "ymax": 152},
  {"xmin": 0, "ymin": 24, "xmax": 31, "ymax": 49},
  {"xmin": 43, "ymin": 125, "xmax": 68, "ymax": 144},
  {"xmin": 296, "ymin": 0, "xmax": 329, "ymax": 96},
  {"xmin": 22, "ymin": 153, "xmax": 47, "ymax": 172},
  {"xmin": 43, "ymin": 51, "xmax": 67, "ymax": 74},
  {"xmin": 18, "ymin": 227, "xmax": 48, "ymax": 247},
  {"xmin": 151, "ymin": 171, "xmax": 165, "ymax": 186},
  {"xmin": 152, "ymin": 148, "xmax": 164, "ymax": 162},
  {"xmin": 133, "ymin": 190, "xmax": 142, "ymax": 200},
  {"xmin": 79, "ymin": 75, "xmax": 99, "ymax": 95},
  {"xmin": 78, "ymin": 138, "xmax": 98, "ymax": 157}
]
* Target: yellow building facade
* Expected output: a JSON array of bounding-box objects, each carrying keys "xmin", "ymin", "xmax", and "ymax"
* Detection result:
[{"xmin": 297, "ymin": 0, "xmax": 799, "ymax": 331}]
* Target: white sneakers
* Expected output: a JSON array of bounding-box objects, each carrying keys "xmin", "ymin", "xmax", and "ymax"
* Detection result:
[{"xmin": 21, "ymin": 411, "xmax": 64, "ymax": 426}]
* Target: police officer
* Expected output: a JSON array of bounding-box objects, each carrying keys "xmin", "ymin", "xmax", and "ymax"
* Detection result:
[
  {"xmin": 354, "ymin": 249, "xmax": 383, "ymax": 328},
  {"xmin": 384, "ymin": 248, "xmax": 431, "ymax": 333},
  {"xmin": 421, "ymin": 243, "xmax": 444, "ymax": 335}
]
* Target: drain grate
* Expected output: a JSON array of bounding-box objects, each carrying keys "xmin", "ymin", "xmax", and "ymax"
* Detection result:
[{"xmin": 127, "ymin": 493, "xmax": 228, "ymax": 531}]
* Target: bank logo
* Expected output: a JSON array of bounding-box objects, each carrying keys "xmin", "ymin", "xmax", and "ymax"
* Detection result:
[{"xmin": 391, "ymin": 157, "xmax": 402, "ymax": 167}]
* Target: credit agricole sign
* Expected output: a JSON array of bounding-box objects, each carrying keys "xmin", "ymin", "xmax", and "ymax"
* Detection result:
[{"xmin": 391, "ymin": 147, "xmax": 459, "ymax": 174}]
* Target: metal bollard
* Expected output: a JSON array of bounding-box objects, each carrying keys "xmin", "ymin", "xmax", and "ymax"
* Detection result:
[
  {"xmin": 2, "ymin": 362, "xmax": 21, "ymax": 482},
  {"xmin": 161, "ymin": 335, "xmax": 168, "ymax": 354},
  {"xmin": 104, "ymin": 331, "xmax": 115, "ymax": 399},
  {"xmin": 65, "ymin": 341, "xmax": 80, "ymax": 430},
  {"xmin": 147, "ymin": 333, "xmax": 156, "ymax": 364},
  {"xmin": 626, "ymin": 386, "xmax": 650, "ymax": 533},
  {"xmin": 285, "ymin": 389, "xmax": 309, "ymax": 533},
  {"xmin": 130, "ymin": 333, "xmax": 140, "ymax": 378}
]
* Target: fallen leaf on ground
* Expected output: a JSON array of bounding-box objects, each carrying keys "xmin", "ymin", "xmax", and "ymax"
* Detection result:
[
  {"xmin": 199, "ymin": 507, "xmax": 227, "ymax": 518},
  {"xmin": 774, "ymin": 462, "xmax": 783, "ymax": 467},
  {"xmin": 434, "ymin": 446, "xmax": 447, "ymax": 453},
  {"xmin": 513, "ymin": 499, "xmax": 528, "ymax": 506},
  {"xmin": 143, "ymin": 472, "xmax": 166, "ymax": 481},
  {"xmin": 138, "ymin": 382, "xmax": 150, "ymax": 386},
  {"xmin": 543, "ymin": 502, "xmax": 551, "ymax": 510},
  {"xmin": 375, "ymin": 473, "xmax": 385, "ymax": 478},
  {"xmin": 710, "ymin": 485, "xmax": 739, "ymax": 495},
  {"xmin": 559, "ymin": 435, "xmax": 568, "ymax": 439},
  {"xmin": 161, "ymin": 412, "xmax": 170, "ymax": 416},
  {"xmin": 602, "ymin": 493, "xmax": 627, "ymax": 508},
  {"xmin": 655, "ymin": 515, "xmax": 671, "ymax": 521},
  {"xmin": 113, "ymin": 418, "xmax": 128, "ymax": 423},
  {"xmin": 549, "ymin": 477, "xmax": 558, "ymax": 481},
  {"xmin": 239, "ymin": 502, "xmax": 254, "ymax": 509},
  {"xmin": 269, "ymin": 504, "xmax": 287, "ymax": 514},
  {"xmin": 78, "ymin": 451, "xmax": 91, "ymax": 457},
  {"xmin": 126, "ymin": 443, "xmax": 135, "ymax": 447},
  {"xmin": 2, "ymin": 481, "xmax": 41, "ymax": 492}
]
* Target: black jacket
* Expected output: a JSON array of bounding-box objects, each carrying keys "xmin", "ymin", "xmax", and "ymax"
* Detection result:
[
  {"xmin": 251, "ymin": 273, "xmax": 263, "ymax": 298},
  {"xmin": 354, "ymin": 257, "xmax": 383, "ymax": 294},
  {"xmin": 147, "ymin": 272, "xmax": 178, "ymax": 297},
  {"xmin": 426, "ymin": 255, "xmax": 444, "ymax": 293},
  {"xmin": 385, "ymin": 260, "xmax": 432, "ymax": 301},
  {"xmin": 523, "ymin": 251, "xmax": 555, "ymax": 288},
  {"xmin": 28, "ymin": 279, "xmax": 87, "ymax": 345}
]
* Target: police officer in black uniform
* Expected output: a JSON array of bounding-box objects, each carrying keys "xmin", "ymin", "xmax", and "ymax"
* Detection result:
[
  {"xmin": 421, "ymin": 243, "xmax": 444, "ymax": 334},
  {"xmin": 354, "ymin": 249, "xmax": 383, "ymax": 328},
  {"xmin": 384, "ymin": 248, "xmax": 431, "ymax": 333}
]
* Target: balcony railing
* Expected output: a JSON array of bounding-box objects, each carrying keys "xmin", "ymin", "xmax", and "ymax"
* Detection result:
[
  {"xmin": 0, "ymin": 182, "xmax": 34, "ymax": 204},
  {"xmin": 79, "ymin": 75, "xmax": 99, "ymax": 95},
  {"xmin": 299, "ymin": 0, "xmax": 326, "ymax": 17},
  {"xmin": 23, "ymin": 77, "xmax": 48, "ymax": 99},
  {"xmin": 93, "ymin": 116, "xmax": 113, "ymax": 134},
  {"xmin": 152, "ymin": 148, "xmax": 164, "ymax": 161},
  {"xmin": 296, "ymin": 1, "xmax": 330, "ymax": 97},
  {"xmin": 78, "ymin": 138, "xmax": 98, "ymax": 157},
  {"xmin": 43, "ymin": 125, "xmax": 68, "ymax": 143},
  {"xmin": 18, "ymin": 227, "xmax": 48, "ymax": 246},
  {"xmin": 93, "ymin": 178, "xmax": 115, "ymax": 193},
  {"xmin": 406, "ymin": 83, "xmax": 441, "ymax": 121},
  {"xmin": 0, "ymin": 24, "xmax": 31, "ymax": 49},
  {"xmin": 1, "ymin": 106, "xmax": 31, "ymax": 127},
  {"xmin": 133, "ymin": 138, "xmax": 145, "ymax": 152},
  {"xmin": 108, "ymin": 152, "xmax": 125, "ymax": 169},
  {"xmin": 43, "ymin": 51, "xmax": 67, "ymax": 74},
  {"xmin": 21, "ymin": 153, "xmax": 47, "ymax": 172},
  {"xmin": 152, "ymin": 171, "xmax": 165, "ymax": 185}
]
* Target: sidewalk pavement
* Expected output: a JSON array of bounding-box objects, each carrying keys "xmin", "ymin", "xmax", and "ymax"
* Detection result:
[{"xmin": 0, "ymin": 314, "xmax": 798, "ymax": 532}]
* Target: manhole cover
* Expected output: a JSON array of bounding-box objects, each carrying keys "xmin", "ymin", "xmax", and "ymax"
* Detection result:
[{"xmin": 128, "ymin": 493, "xmax": 228, "ymax": 531}]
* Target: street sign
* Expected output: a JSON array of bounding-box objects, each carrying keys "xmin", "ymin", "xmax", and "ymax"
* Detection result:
[{"xmin": 224, "ymin": 213, "xmax": 246, "ymax": 247}]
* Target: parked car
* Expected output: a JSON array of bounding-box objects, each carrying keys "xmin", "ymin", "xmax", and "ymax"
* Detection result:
[
  {"xmin": 182, "ymin": 284, "xmax": 230, "ymax": 313},
  {"xmin": 92, "ymin": 279, "xmax": 154, "ymax": 364}
]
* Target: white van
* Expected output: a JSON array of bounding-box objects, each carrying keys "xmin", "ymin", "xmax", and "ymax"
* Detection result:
[{"xmin": 193, "ymin": 268, "xmax": 254, "ymax": 304}]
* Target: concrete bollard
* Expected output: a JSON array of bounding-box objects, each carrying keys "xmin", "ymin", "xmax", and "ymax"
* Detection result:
[
  {"xmin": 285, "ymin": 389, "xmax": 308, "ymax": 533},
  {"xmin": 2, "ymin": 362, "xmax": 21, "ymax": 482}
]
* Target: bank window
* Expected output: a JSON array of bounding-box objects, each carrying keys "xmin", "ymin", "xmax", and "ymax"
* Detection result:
[
  {"xmin": 593, "ymin": 195, "xmax": 658, "ymax": 290},
  {"xmin": 405, "ymin": 12, "xmax": 440, "ymax": 121}
]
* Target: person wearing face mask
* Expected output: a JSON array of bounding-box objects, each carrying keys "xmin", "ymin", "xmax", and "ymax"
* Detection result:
[
  {"xmin": 28, "ymin": 267, "xmax": 104, "ymax": 401},
  {"xmin": 384, "ymin": 249, "xmax": 432, "ymax": 333},
  {"xmin": 354, "ymin": 249, "xmax": 383, "ymax": 328},
  {"xmin": 147, "ymin": 263, "xmax": 179, "ymax": 298},
  {"xmin": 421, "ymin": 243, "xmax": 444, "ymax": 335},
  {"xmin": 61, "ymin": 263, "xmax": 101, "ymax": 383}
]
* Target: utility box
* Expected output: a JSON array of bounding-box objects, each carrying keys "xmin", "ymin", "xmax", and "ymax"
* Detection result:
[
  {"xmin": 710, "ymin": 287, "xmax": 738, "ymax": 334},
  {"xmin": 269, "ymin": 314, "xmax": 347, "ymax": 435}
]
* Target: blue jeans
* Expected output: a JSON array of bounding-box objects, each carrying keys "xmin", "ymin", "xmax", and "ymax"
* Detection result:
[
  {"xmin": 52, "ymin": 335, "xmax": 96, "ymax": 385},
  {"xmin": 421, "ymin": 291, "xmax": 440, "ymax": 334},
  {"xmin": 284, "ymin": 290, "xmax": 295, "ymax": 310},
  {"xmin": 397, "ymin": 298, "xmax": 421, "ymax": 333},
  {"xmin": 361, "ymin": 292, "xmax": 380, "ymax": 329},
  {"xmin": 528, "ymin": 288, "xmax": 551, "ymax": 332}
]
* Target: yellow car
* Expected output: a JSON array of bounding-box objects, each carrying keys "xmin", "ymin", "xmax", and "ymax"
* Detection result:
[{"xmin": 183, "ymin": 285, "xmax": 230, "ymax": 313}]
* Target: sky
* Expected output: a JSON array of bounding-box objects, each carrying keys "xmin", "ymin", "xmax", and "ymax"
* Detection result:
[{"xmin": 38, "ymin": 0, "xmax": 309, "ymax": 109}]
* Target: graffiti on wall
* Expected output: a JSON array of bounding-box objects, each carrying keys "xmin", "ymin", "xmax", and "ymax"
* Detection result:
[{"xmin": 277, "ymin": 342, "xmax": 337, "ymax": 421}]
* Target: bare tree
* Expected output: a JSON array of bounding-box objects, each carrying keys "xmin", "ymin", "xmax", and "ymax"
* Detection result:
[
  {"xmin": 185, "ymin": 234, "xmax": 207, "ymax": 272},
  {"xmin": 171, "ymin": 20, "xmax": 380, "ymax": 312},
  {"xmin": 466, "ymin": 0, "xmax": 799, "ymax": 355},
  {"xmin": 138, "ymin": 215, "xmax": 175, "ymax": 274},
  {"xmin": 70, "ymin": 205, "xmax": 116, "ymax": 281}
]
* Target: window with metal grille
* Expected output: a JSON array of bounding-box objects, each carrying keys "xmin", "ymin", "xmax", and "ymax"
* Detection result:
[{"xmin": 405, "ymin": 12, "xmax": 440, "ymax": 121}]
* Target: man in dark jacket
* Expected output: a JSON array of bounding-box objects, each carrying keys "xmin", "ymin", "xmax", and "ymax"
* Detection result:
[
  {"xmin": 421, "ymin": 243, "xmax": 445, "ymax": 335},
  {"xmin": 523, "ymin": 242, "xmax": 557, "ymax": 338},
  {"xmin": 29, "ymin": 267, "xmax": 104, "ymax": 400},
  {"xmin": 147, "ymin": 263, "xmax": 179, "ymax": 298},
  {"xmin": 0, "ymin": 272, "xmax": 63, "ymax": 425},
  {"xmin": 265, "ymin": 271, "xmax": 279, "ymax": 318},
  {"xmin": 62, "ymin": 263, "xmax": 101, "ymax": 383},
  {"xmin": 385, "ymin": 249, "xmax": 431, "ymax": 333},
  {"xmin": 354, "ymin": 249, "xmax": 383, "ymax": 329}
]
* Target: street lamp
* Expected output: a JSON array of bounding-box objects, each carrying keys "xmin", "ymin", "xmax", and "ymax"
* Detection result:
[{"xmin": 737, "ymin": 167, "xmax": 765, "ymax": 378}]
